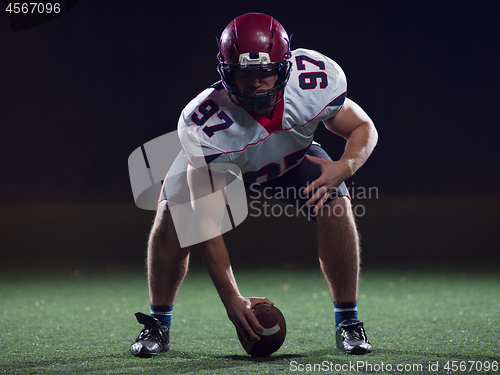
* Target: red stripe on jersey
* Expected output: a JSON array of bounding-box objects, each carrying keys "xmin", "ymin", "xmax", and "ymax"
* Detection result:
[{"xmin": 244, "ymin": 92, "xmax": 285, "ymax": 134}]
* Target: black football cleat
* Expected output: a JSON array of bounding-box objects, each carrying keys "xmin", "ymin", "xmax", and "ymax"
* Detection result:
[
  {"xmin": 335, "ymin": 319, "xmax": 373, "ymax": 355},
  {"xmin": 130, "ymin": 312, "xmax": 170, "ymax": 358}
]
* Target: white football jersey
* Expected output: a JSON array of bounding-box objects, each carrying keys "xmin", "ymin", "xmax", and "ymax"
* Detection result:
[{"xmin": 178, "ymin": 48, "xmax": 347, "ymax": 183}]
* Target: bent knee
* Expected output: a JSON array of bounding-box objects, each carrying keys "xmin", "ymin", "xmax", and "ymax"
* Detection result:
[
  {"xmin": 318, "ymin": 197, "xmax": 354, "ymax": 221},
  {"xmin": 152, "ymin": 200, "xmax": 174, "ymax": 233},
  {"xmin": 151, "ymin": 200, "xmax": 186, "ymax": 245}
]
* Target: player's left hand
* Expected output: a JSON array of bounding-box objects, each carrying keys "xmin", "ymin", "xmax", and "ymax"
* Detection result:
[{"xmin": 302, "ymin": 155, "xmax": 351, "ymax": 213}]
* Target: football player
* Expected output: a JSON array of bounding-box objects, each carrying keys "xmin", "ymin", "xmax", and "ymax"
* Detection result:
[{"xmin": 131, "ymin": 12, "xmax": 377, "ymax": 357}]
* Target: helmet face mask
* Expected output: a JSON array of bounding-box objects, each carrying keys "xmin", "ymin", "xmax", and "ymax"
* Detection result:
[
  {"xmin": 218, "ymin": 59, "xmax": 291, "ymax": 111},
  {"xmin": 217, "ymin": 13, "xmax": 292, "ymax": 111}
]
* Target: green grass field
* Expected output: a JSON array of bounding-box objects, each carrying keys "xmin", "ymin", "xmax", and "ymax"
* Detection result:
[{"xmin": 1, "ymin": 266, "xmax": 498, "ymax": 374}]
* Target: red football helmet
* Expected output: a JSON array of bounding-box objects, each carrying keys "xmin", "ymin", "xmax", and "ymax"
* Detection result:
[{"xmin": 217, "ymin": 13, "xmax": 292, "ymax": 110}]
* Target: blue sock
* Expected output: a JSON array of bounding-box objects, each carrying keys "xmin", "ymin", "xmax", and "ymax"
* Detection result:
[
  {"xmin": 334, "ymin": 301, "xmax": 358, "ymax": 326},
  {"xmin": 150, "ymin": 304, "xmax": 173, "ymax": 330}
]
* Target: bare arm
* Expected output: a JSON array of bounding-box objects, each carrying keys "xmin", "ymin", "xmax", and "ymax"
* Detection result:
[
  {"xmin": 187, "ymin": 165, "xmax": 272, "ymax": 348},
  {"xmin": 303, "ymin": 98, "xmax": 378, "ymax": 212}
]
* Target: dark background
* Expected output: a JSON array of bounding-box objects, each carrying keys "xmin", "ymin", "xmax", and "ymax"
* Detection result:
[{"xmin": 1, "ymin": 1, "xmax": 499, "ymax": 270}]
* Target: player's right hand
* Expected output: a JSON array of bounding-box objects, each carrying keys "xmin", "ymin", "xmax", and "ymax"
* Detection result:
[{"xmin": 224, "ymin": 296, "xmax": 274, "ymax": 350}]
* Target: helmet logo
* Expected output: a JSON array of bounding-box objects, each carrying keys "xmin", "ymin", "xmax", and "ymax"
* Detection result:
[{"xmin": 238, "ymin": 52, "xmax": 271, "ymax": 68}]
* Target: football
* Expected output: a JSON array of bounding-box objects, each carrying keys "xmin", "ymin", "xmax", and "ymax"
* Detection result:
[{"xmin": 246, "ymin": 303, "xmax": 287, "ymax": 356}]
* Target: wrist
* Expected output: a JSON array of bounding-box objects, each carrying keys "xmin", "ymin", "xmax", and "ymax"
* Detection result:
[
  {"xmin": 220, "ymin": 292, "xmax": 243, "ymax": 307},
  {"xmin": 337, "ymin": 158, "xmax": 356, "ymax": 181}
]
